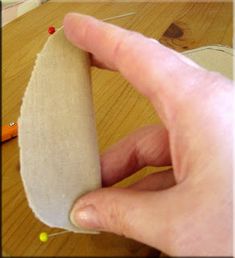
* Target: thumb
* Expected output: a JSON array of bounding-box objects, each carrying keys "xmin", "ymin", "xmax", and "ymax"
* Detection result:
[{"xmin": 70, "ymin": 187, "xmax": 178, "ymax": 251}]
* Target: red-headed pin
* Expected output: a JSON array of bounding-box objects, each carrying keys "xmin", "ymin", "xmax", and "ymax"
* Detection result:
[{"xmin": 48, "ymin": 26, "xmax": 56, "ymax": 35}]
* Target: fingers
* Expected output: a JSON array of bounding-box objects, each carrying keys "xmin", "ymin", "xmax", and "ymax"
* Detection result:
[
  {"xmin": 63, "ymin": 13, "xmax": 207, "ymax": 126},
  {"xmin": 128, "ymin": 169, "xmax": 175, "ymax": 191},
  {"xmin": 100, "ymin": 125, "xmax": 171, "ymax": 186},
  {"xmin": 70, "ymin": 187, "xmax": 179, "ymax": 254}
]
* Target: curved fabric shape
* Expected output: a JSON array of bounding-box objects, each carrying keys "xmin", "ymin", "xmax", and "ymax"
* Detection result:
[
  {"xmin": 184, "ymin": 45, "xmax": 233, "ymax": 79},
  {"xmin": 18, "ymin": 28, "xmax": 101, "ymax": 232}
]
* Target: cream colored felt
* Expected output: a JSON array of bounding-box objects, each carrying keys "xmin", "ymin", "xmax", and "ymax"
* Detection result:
[
  {"xmin": 184, "ymin": 45, "xmax": 233, "ymax": 79},
  {"xmin": 18, "ymin": 28, "xmax": 101, "ymax": 232}
]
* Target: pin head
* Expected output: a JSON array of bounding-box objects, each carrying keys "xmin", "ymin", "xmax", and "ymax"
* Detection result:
[
  {"xmin": 48, "ymin": 26, "xmax": 56, "ymax": 34},
  {"xmin": 39, "ymin": 232, "xmax": 48, "ymax": 242},
  {"xmin": 9, "ymin": 122, "xmax": 16, "ymax": 127}
]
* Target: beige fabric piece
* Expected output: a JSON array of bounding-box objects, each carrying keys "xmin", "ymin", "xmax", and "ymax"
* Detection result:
[
  {"xmin": 18, "ymin": 28, "xmax": 101, "ymax": 232},
  {"xmin": 184, "ymin": 45, "xmax": 233, "ymax": 79}
]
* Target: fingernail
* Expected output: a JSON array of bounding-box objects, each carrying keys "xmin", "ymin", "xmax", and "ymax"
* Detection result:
[{"xmin": 70, "ymin": 205, "xmax": 102, "ymax": 229}]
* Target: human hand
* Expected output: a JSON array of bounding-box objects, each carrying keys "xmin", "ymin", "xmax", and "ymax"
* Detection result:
[{"xmin": 63, "ymin": 13, "xmax": 233, "ymax": 256}]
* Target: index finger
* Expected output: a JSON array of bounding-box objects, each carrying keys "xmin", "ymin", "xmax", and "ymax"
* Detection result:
[{"xmin": 63, "ymin": 13, "xmax": 207, "ymax": 126}]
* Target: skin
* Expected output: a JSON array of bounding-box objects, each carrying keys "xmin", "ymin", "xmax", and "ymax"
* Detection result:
[{"xmin": 63, "ymin": 13, "xmax": 233, "ymax": 256}]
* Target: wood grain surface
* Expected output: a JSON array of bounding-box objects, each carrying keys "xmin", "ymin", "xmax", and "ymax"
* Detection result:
[{"xmin": 2, "ymin": 1, "xmax": 232, "ymax": 257}]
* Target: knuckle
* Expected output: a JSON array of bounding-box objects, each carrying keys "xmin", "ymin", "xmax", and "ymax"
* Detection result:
[
  {"xmin": 112, "ymin": 31, "xmax": 137, "ymax": 67},
  {"xmin": 168, "ymin": 69, "xmax": 231, "ymax": 125},
  {"xmin": 203, "ymin": 71, "xmax": 233, "ymax": 91},
  {"xmin": 80, "ymin": 20, "xmax": 95, "ymax": 49},
  {"xmin": 105, "ymin": 198, "xmax": 131, "ymax": 237}
]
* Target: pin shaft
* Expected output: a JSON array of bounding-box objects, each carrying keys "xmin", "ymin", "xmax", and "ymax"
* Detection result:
[
  {"xmin": 102, "ymin": 12, "xmax": 136, "ymax": 22},
  {"xmin": 48, "ymin": 230, "xmax": 69, "ymax": 237}
]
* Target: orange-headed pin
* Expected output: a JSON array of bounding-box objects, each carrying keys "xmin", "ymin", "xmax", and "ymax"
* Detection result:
[{"xmin": 2, "ymin": 122, "xmax": 18, "ymax": 142}]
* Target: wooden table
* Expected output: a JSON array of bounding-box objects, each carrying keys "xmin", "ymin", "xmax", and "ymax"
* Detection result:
[{"xmin": 3, "ymin": 2, "xmax": 232, "ymax": 256}]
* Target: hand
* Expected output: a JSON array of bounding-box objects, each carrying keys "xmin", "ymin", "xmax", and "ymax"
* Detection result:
[{"xmin": 63, "ymin": 13, "xmax": 233, "ymax": 256}]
